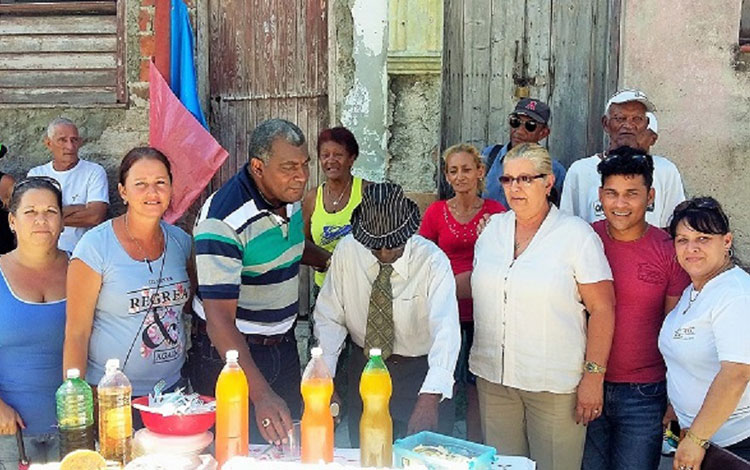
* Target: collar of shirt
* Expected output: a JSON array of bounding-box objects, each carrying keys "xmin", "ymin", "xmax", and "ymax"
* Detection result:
[
  {"xmin": 239, "ymin": 163, "xmax": 295, "ymax": 226},
  {"xmin": 363, "ymin": 236, "xmax": 414, "ymax": 280}
]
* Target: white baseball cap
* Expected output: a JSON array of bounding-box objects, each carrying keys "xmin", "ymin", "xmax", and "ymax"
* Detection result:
[
  {"xmin": 646, "ymin": 112, "xmax": 658, "ymax": 134},
  {"xmin": 605, "ymin": 89, "xmax": 656, "ymax": 114}
]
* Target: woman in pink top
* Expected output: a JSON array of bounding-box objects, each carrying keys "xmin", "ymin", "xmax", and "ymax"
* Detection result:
[{"xmin": 419, "ymin": 143, "xmax": 505, "ymax": 441}]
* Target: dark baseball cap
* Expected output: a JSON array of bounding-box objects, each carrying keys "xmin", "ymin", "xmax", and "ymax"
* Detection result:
[{"xmin": 513, "ymin": 98, "xmax": 551, "ymax": 124}]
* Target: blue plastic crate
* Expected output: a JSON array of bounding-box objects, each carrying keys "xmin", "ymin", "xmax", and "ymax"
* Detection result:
[{"xmin": 393, "ymin": 431, "xmax": 496, "ymax": 470}]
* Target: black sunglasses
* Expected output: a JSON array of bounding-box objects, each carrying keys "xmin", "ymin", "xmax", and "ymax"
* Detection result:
[{"xmin": 509, "ymin": 114, "xmax": 542, "ymax": 132}]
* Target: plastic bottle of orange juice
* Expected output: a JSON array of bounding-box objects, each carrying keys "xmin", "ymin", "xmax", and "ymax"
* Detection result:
[
  {"xmin": 360, "ymin": 348, "xmax": 393, "ymax": 467},
  {"xmin": 300, "ymin": 347, "xmax": 334, "ymax": 463},
  {"xmin": 215, "ymin": 349, "xmax": 249, "ymax": 467}
]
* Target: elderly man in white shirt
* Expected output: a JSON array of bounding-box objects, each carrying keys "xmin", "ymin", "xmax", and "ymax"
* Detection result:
[
  {"xmin": 560, "ymin": 89, "xmax": 685, "ymax": 228},
  {"xmin": 314, "ymin": 182, "xmax": 460, "ymax": 445}
]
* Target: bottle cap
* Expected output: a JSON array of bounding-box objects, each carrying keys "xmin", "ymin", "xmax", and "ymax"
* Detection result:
[
  {"xmin": 369, "ymin": 348, "xmax": 382, "ymax": 357},
  {"xmin": 66, "ymin": 368, "xmax": 81, "ymax": 379},
  {"xmin": 311, "ymin": 347, "xmax": 323, "ymax": 357},
  {"xmin": 226, "ymin": 350, "xmax": 239, "ymax": 362},
  {"xmin": 105, "ymin": 358, "xmax": 120, "ymax": 372}
]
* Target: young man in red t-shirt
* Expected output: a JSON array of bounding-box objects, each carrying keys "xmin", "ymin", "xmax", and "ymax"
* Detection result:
[{"xmin": 582, "ymin": 146, "xmax": 690, "ymax": 470}]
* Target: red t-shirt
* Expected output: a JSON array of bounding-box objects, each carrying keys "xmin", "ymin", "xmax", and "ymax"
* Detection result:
[
  {"xmin": 419, "ymin": 198, "xmax": 506, "ymax": 322},
  {"xmin": 592, "ymin": 221, "xmax": 690, "ymax": 383}
]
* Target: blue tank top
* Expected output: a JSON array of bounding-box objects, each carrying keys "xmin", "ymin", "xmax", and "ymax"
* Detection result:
[{"xmin": 0, "ymin": 267, "xmax": 66, "ymax": 435}]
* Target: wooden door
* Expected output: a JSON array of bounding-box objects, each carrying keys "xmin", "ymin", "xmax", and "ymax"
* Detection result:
[
  {"xmin": 207, "ymin": 0, "xmax": 328, "ymax": 316},
  {"xmin": 441, "ymin": 0, "xmax": 620, "ymax": 169}
]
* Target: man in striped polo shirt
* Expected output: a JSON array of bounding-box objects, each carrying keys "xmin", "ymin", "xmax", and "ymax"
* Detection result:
[{"xmin": 190, "ymin": 119, "xmax": 330, "ymax": 445}]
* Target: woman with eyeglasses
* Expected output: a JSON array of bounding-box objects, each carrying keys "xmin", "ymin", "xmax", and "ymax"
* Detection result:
[
  {"xmin": 658, "ymin": 197, "xmax": 750, "ymax": 469},
  {"xmin": 471, "ymin": 143, "xmax": 615, "ymax": 470},
  {"xmin": 63, "ymin": 148, "xmax": 192, "ymax": 417},
  {"xmin": 419, "ymin": 143, "xmax": 505, "ymax": 442},
  {"xmin": 0, "ymin": 177, "xmax": 66, "ymax": 464}
]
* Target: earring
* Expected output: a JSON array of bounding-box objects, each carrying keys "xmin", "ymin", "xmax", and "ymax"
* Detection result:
[{"xmin": 728, "ymin": 247, "xmax": 735, "ymax": 258}]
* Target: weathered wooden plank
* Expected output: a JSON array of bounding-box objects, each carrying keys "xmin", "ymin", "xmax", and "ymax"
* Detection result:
[
  {"xmin": 0, "ymin": 2, "xmax": 115, "ymax": 15},
  {"xmin": 0, "ymin": 52, "xmax": 116, "ymax": 69},
  {"xmin": 439, "ymin": 0, "xmax": 464, "ymax": 152},
  {"xmin": 0, "ymin": 87, "xmax": 117, "ymax": 104},
  {"xmin": 587, "ymin": 0, "xmax": 619, "ymax": 155},
  {"xmin": 462, "ymin": 0, "xmax": 492, "ymax": 148},
  {"xmin": 525, "ymin": 0, "xmax": 552, "ymax": 105},
  {"xmin": 0, "ymin": 15, "xmax": 117, "ymax": 35},
  {"xmin": 548, "ymin": 0, "xmax": 594, "ymax": 166},
  {"xmin": 487, "ymin": 0, "xmax": 526, "ymax": 147},
  {"xmin": 0, "ymin": 35, "xmax": 117, "ymax": 53},
  {"xmin": 0, "ymin": 69, "xmax": 116, "ymax": 87}
]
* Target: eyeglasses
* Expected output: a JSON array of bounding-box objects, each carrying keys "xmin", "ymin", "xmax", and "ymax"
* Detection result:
[
  {"xmin": 13, "ymin": 176, "xmax": 62, "ymax": 192},
  {"xmin": 509, "ymin": 115, "xmax": 542, "ymax": 132},
  {"xmin": 499, "ymin": 174, "xmax": 547, "ymax": 186},
  {"xmin": 602, "ymin": 153, "xmax": 650, "ymax": 163}
]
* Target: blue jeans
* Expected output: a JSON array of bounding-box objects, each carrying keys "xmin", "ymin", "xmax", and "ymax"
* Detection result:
[
  {"xmin": 188, "ymin": 327, "xmax": 302, "ymax": 444},
  {"xmin": 0, "ymin": 432, "xmax": 59, "ymax": 468},
  {"xmin": 582, "ymin": 381, "xmax": 667, "ymax": 470}
]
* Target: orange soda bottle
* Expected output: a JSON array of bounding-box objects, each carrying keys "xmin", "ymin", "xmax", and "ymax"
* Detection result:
[
  {"xmin": 360, "ymin": 348, "xmax": 393, "ymax": 467},
  {"xmin": 300, "ymin": 346, "xmax": 334, "ymax": 463},
  {"xmin": 215, "ymin": 349, "xmax": 249, "ymax": 467}
]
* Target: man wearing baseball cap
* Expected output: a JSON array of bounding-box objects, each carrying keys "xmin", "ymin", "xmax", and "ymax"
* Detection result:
[
  {"xmin": 560, "ymin": 89, "xmax": 685, "ymax": 227},
  {"xmin": 481, "ymin": 98, "xmax": 567, "ymax": 207},
  {"xmin": 313, "ymin": 182, "xmax": 460, "ymax": 444}
]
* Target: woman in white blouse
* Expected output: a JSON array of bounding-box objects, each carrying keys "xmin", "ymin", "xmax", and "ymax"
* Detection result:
[
  {"xmin": 471, "ymin": 143, "xmax": 615, "ymax": 470},
  {"xmin": 659, "ymin": 197, "xmax": 750, "ymax": 470}
]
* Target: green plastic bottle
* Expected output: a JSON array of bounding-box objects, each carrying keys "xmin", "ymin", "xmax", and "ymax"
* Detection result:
[{"xmin": 55, "ymin": 368, "xmax": 95, "ymax": 459}]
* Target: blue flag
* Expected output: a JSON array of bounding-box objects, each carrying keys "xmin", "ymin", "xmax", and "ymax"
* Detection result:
[{"xmin": 170, "ymin": 0, "xmax": 207, "ymax": 128}]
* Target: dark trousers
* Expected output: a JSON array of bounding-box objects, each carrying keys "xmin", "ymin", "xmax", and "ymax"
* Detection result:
[
  {"xmin": 347, "ymin": 344, "xmax": 454, "ymax": 446},
  {"xmin": 188, "ymin": 329, "xmax": 302, "ymax": 444}
]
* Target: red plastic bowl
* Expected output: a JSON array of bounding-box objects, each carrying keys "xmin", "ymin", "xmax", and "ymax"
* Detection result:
[{"xmin": 133, "ymin": 395, "xmax": 215, "ymax": 436}]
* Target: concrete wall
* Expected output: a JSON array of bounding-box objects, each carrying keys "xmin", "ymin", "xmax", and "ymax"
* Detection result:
[
  {"xmin": 0, "ymin": 0, "xmax": 174, "ymax": 214},
  {"xmin": 620, "ymin": 0, "xmax": 750, "ymax": 265},
  {"xmin": 329, "ymin": 0, "xmax": 443, "ymax": 198}
]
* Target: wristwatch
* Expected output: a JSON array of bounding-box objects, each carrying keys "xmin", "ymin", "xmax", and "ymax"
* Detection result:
[
  {"xmin": 685, "ymin": 430, "xmax": 710, "ymax": 449},
  {"xmin": 583, "ymin": 360, "xmax": 607, "ymax": 374}
]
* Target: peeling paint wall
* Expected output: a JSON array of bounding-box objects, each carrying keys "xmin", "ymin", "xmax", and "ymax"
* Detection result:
[
  {"xmin": 330, "ymin": 0, "xmax": 443, "ymax": 194},
  {"xmin": 620, "ymin": 0, "xmax": 750, "ymax": 264},
  {"xmin": 340, "ymin": 0, "xmax": 389, "ymax": 183},
  {"xmin": 0, "ymin": 0, "xmax": 156, "ymax": 213}
]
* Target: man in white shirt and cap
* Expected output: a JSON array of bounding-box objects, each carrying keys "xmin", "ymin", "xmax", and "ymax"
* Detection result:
[
  {"xmin": 314, "ymin": 182, "xmax": 460, "ymax": 445},
  {"xmin": 560, "ymin": 89, "xmax": 685, "ymax": 227}
]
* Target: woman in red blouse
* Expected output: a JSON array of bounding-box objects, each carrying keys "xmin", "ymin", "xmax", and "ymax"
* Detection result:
[{"xmin": 419, "ymin": 143, "xmax": 505, "ymax": 442}]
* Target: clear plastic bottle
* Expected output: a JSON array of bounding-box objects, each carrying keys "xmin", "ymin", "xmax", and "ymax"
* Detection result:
[
  {"xmin": 97, "ymin": 359, "xmax": 132, "ymax": 466},
  {"xmin": 56, "ymin": 368, "xmax": 95, "ymax": 459},
  {"xmin": 215, "ymin": 349, "xmax": 249, "ymax": 467},
  {"xmin": 360, "ymin": 348, "xmax": 393, "ymax": 467},
  {"xmin": 300, "ymin": 347, "xmax": 334, "ymax": 464}
]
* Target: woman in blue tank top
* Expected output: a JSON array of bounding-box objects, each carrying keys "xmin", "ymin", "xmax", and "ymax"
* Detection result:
[{"xmin": 0, "ymin": 177, "xmax": 67, "ymax": 465}]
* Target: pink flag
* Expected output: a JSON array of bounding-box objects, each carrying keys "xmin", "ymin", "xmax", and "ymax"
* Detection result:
[{"xmin": 149, "ymin": 61, "xmax": 228, "ymax": 223}]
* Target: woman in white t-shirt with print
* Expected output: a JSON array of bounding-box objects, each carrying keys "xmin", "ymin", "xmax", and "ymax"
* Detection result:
[
  {"xmin": 63, "ymin": 148, "xmax": 192, "ymax": 412},
  {"xmin": 659, "ymin": 197, "xmax": 750, "ymax": 469},
  {"xmin": 471, "ymin": 143, "xmax": 615, "ymax": 470}
]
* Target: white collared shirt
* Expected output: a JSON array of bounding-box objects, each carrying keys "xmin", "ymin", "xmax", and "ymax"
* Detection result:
[
  {"xmin": 560, "ymin": 154, "xmax": 685, "ymax": 227},
  {"xmin": 658, "ymin": 267, "xmax": 750, "ymax": 447},
  {"xmin": 314, "ymin": 234, "xmax": 460, "ymax": 400},
  {"xmin": 470, "ymin": 206, "xmax": 613, "ymax": 393}
]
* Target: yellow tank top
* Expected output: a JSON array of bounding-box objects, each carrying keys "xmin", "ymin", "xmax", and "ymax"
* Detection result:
[{"xmin": 310, "ymin": 177, "xmax": 363, "ymax": 286}]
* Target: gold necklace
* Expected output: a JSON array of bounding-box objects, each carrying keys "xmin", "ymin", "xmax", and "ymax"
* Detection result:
[
  {"xmin": 124, "ymin": 213, "xmax": 162, "ymax": 274},
  {"xmin": 327, "ymin": 177, "xmax": 352, "ymax": 209}
]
